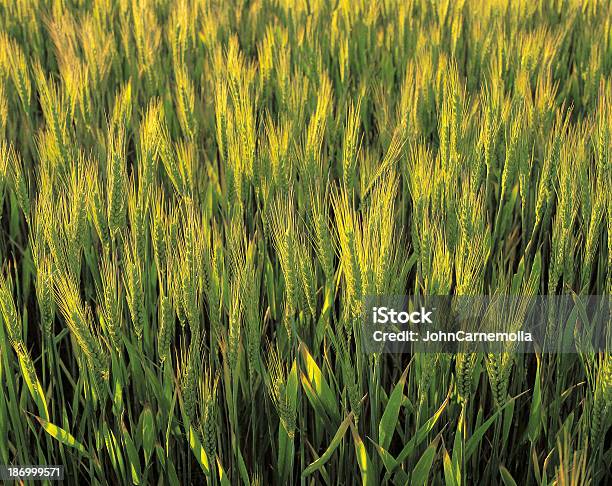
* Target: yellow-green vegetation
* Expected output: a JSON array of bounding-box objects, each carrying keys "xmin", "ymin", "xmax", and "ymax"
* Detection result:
[{"xmin": 0, "ymin": 0, "xmax": 611, "ymax": 484}]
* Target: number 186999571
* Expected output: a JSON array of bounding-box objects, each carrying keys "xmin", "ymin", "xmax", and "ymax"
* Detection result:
[{"xmin": 0, "ymin": 466, "xmax": 64, "ymax": 481}]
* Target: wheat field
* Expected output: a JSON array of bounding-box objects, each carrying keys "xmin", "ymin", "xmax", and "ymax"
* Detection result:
[{"xmin": 0, "ymin": 0, "xmax": 611, "ymax": 484}]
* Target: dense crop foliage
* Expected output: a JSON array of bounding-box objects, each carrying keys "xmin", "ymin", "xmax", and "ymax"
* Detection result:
[{"xmin": 0, "ymin": 0, "xmax": 611, "ymax": 484}]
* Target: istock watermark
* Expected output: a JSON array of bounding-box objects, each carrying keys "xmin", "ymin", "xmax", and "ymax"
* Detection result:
[
  {"xmin": 362, "ymin": 295, "xmax": 612, "ymax": 354},
  {"xmin": 371, "ymin": 306, "xmax": 434, "ymax": 324}
]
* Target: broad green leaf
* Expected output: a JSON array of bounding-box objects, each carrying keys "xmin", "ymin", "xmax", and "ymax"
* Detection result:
[
  {"xmin": 278, "ymin": 360, "xmax": 298, "ymax": 482},
  {"xmin": 141, "ymin": 406, "xmax": 155, "ymax": 465},
  {"xmin": 370, "ymin": 440, "xmax": 397, "ymax": 472},
  {"xmin": 299, "ymin": 343, "xmax": 339, "ymax": 421},
  {"xmin": 19, "ymin": 353, "xmax": 49, "ymax": 420},
  {"xmin": 287, "ymin": 359, "xmax": 299, "ymax": 409},
  {"xmin": 369, "ymin": 440, "xmax": 409, "ymax": 483},
  {"xmin": 411, "ymin": 437, "xmax": 439, "ymax": 486},
  {"xmin": 167, "ymin": 461, "xmax": 180, "ymax": 486},
  {"xmin": 502, "ymin": 396, "xmax": 515, "ymax": 450},
  {"xmin": 277, "ymin": 422, "xmax": 294, "ymax": 484},
  {"xmin": 217, "ymin": 456, "xmax": 232, "ymax": 486},
  {"xmin": 304, "ymin": 441, "xmax": 331, "ymax": 484},
  {"xmin": 384, "ymin": 389, "xmax": 450, "ymax": 481},
  {"xmin": 451, "ymin": 407, "xmax": 464, "ymax": 486},
  {"xmin": 466, "ymin": 392, "xmax": 527, "ymax": 461},
  {"xmin": 302, "ymin": 413, "xmax": 354, "ymax": 477},
  {"xmin": 102, "ymin": 423, "xmax": 126, "ymax": 480},
  {"xmin": 300, "ymin": 372, "xmax": 334, "ymax": 432},
  {"xmin": 350, "ymin": 421, "xmax": 376, "ymax": 486},
  {"xmin": 527, "ymin": 252, "xmax": 542, "ymax": 290},
  {"xmin": 499, "ymin": 465, "xmax": 518, "ymax": 486},
  {"xmin": 121, "ymin": 422, "xmax": 142, "ymax": 485},
  {"xmin": 236, "ymin": 441, "xmax": 250, "ymax": 486},
  {"xmin": 35, "ymin": 416, "xmax": 86, "ymax": 454},
  {"xmin": 188, "ymin": 425, "xmax": 210, "ymax": 476},
  {"xmin": 113, "ymin": 378, "xmax": 124, "ymax": 417},
  {"xmin": 511, "ymin": 256, "xmax": 526, "ymax": 293},
  {"xmin": 379, "ymin": 364, "xmax": 409, "ymax": 450},
  {"xmin": 443, "ymin": 448, "xmax": 457, "ymax": 486},
  {"xmin": 527, "ymin": 356, "xmax": 542, "ymax": 443}
]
